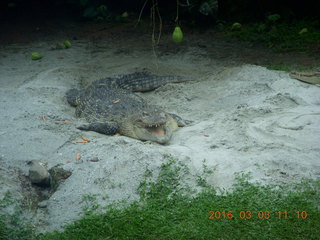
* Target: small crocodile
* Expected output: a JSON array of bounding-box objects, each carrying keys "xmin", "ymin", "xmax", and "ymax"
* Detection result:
[
  {"xmin": 66, "ymin": 72, "xmax": 191, "ymax": 144},
  {"xmin": 289, "ymin": 68, "xmax": 320, "ymax": 86}
]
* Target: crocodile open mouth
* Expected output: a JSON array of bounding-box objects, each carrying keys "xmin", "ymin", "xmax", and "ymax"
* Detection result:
[{"xmin": 145, "ymin": 124, "xmax": 166, "ymax": 136}]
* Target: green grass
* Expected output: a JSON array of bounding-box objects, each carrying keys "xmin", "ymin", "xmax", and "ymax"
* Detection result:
[
  {"xmin": 0, "ymin": 191, "xmax": 35, "ymax": 240},
  {"xmin": 266, "ymin": 64, "xmax": 319, "ymax": 72},
  {"xmin": 37, "ymin": 159, "xmax": 319, "ymax": 240},
  {"xmin": 0, "ymin": 217, "xmax": 34, "ymax": 240},
  {"xmin": 1, "ymin": 159, "xmax": 320, "ymax": 240},
  {"xmin": 224, "ymin": 19, "xmax": 320, "ymax": 53}
]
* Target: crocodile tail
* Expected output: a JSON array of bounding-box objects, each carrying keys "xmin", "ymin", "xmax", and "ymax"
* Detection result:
[{"xmin": 116, "ymin": 72, "xmax": 192, "ymax": 92}]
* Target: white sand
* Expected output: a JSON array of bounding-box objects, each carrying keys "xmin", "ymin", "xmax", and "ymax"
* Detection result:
[{"xmin": 0, "ymin": 30, "xmax": 319, "ymax": 232}]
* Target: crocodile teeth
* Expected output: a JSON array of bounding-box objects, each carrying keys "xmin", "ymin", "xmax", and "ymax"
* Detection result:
[
  {"xmin": 148, "ymin": 124, "xmax": 161, "ymax": 127},
  {"xmin": 146, "ymin": 125, "xmax": 165, "ymax": 136}
]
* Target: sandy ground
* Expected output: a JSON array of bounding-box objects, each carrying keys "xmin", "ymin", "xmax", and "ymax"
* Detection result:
[{"xmin": 0, "ymin": 21, "xmax": 320, "ymax": 232}]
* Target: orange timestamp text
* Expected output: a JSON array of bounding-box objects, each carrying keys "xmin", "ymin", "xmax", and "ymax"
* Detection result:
[{"xmin": 208, "ymin": 211, "xmax": 309, "ymax": 220}]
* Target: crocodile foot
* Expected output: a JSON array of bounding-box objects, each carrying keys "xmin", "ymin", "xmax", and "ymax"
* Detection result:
[{"xmin": 289, "ymin": 68, "xmax": 320, "ymax": 86}]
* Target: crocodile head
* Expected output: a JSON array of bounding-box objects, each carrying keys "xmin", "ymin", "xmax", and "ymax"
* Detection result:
[{"xmin": 120, "ymin": 110, "xmax": 178, "ymax": 144}]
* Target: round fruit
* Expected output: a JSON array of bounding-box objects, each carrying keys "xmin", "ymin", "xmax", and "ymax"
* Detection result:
[
  {"xmin": 31, "ymin": 52, "xmax": 43, "ymax": 60},
  {"xmin": 172, "ymin": 26, "xmax": 183, "ymax": 43},
  {"xmin": 64, "ymin": 40, "xmax": 72, "ymax": 48}
]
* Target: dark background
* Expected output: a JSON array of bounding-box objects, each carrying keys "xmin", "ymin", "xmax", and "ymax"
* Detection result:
[{"xmin": 1, "ymin": 0, "xmax": 319, "ymax": 23}]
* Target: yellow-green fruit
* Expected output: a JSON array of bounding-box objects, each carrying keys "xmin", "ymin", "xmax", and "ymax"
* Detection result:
[
  {"xmin": 172, "ymin": 26, "xmax": 183, "ymax": 43},
  {"xmin": 31, "ymin": 52, "xmax": 43, "ymax": 60},
  {"xmin": 121, "ymin": 12, "xmax": 128, "ymax": 18},
  {"xmin": 231, "ymin": 22, "xmax": 242, "ymax": 30},
  {"xmin": 299, "ymin": 28, "xmax": 308, "ymax": 35},
  {"xmin": 64, "ymin": 40, "xmax": 72, "ymax": 48}
]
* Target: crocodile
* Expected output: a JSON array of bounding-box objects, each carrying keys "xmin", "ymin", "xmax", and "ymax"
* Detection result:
[
  {"xmin": 289, "ymin": 68, "xmax": 320, "ymax": 86},
  {"xmin": 66, "ymin": 72, "xmax": 191, "ymax": 144}
]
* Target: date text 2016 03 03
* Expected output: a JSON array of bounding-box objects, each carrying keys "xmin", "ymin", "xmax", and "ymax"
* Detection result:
[{"xmin": 208, "ymin": 210, "xmax": 309, "ymax": 220}]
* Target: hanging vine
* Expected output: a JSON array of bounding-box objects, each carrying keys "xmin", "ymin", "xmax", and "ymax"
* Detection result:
[
  {"xmin": 175, "ymin": 0, "xmax": 179, "ymax": 24},
  {"xmin": 136, "ymin": 0, "xmax": 188, "ymax": 62},
  {"xmin": 137, "ymin": 0, "xmax": 185, "ymax": 44}
]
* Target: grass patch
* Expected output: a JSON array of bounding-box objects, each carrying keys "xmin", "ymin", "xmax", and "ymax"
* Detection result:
[
  {"xmin": 0, "ymin": 191, "xmax": 35, "ymax": 240},
  {"xmin": 36, "ymin": 159, "xmax": 320, "ymax": 240},
  {"xmin": 266, "ymin": 63, "xmax": 319, "ymax": 72},
  {"xmin": 0, "ymin": 217, "xmax": 35, "ymax": 240},
  {"xmin": 266, "ymin": 65, "xmax": 314, "ymax": 72}
]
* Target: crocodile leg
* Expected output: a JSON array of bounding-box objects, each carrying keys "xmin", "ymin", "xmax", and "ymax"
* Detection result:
[
  {"xmin": 77, "ymin": 122, "xmax": 119, "ymax": 135},
  {"xmin": 289, "ymin": 69, "xmax": 320, "ymax": 86},
  {"xmin": 168, "ymin": 113, "xmax": 192, "ymax": 127}
]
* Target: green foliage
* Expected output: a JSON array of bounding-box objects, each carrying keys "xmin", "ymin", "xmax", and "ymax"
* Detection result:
[
  {"xmin": 81, "ymin": 194, "xmax": 101, "ymax": 215},
  {"xmin": 66, "ymin": 0, "xmax": 130, "ymax": 22},
  {"xmin": 197, "ymin": 0, "xmax": 218, "ymax": 16},
  {"xmin": 196, "ymin": 159, "xmax": 215, "ymax": 188},
  {"xmin": 266, "ymin": 13, "xmax": 281, "ymax": 23},
  {"xmin": 185, "ymin": 0, "xmax": 218, "ymax": 17},
  {"xmin": 137, "ymin": 158, "xmax": 186, "ymax": 202},
  {"xmin": 37, "ymin": 158, "xmax": 320, "ymax": 240},
  {"xmin": 0, "ymin": 217, "xmax": 35, "ymax": 240},
  {"xmin": 266, "ymin": 65, "xmax": 292, "ymax": 71},
  {"xmin": 225, "ymin": 18, "xmax": 320, "ymax": 52},
  {"xmin": 0, "ymin": 192, "xmax": 35, "ymax": 240},
  {"xmin": 266, "ymin": 64, "xmax": 319, "ymax": 71},
  {"xmin": 67, "ymin": 0, "xmax": 112, "ymax": 20},
  {"xmin": 182, "ymin": 0, "xmax": 219, "ymax": 26}
]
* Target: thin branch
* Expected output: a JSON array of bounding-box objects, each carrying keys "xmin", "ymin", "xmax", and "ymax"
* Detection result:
[
  {"xmin": 155, "ymin": 0, "xmax": 162, "ymax": 44},
  {"xmin": 179, "ymin": 0, "xmax": 190, "ymax": 7},
  {"xmin": 135, "ymin": 0, "xmax": 149, "ymax": 27},
  {"xmin": 151, "ymin": 0, "xmax": 158, "ymax": 68},
  {"xmin": 175, "ymin": 0, "xmax": 179, "ymax": 24}
]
